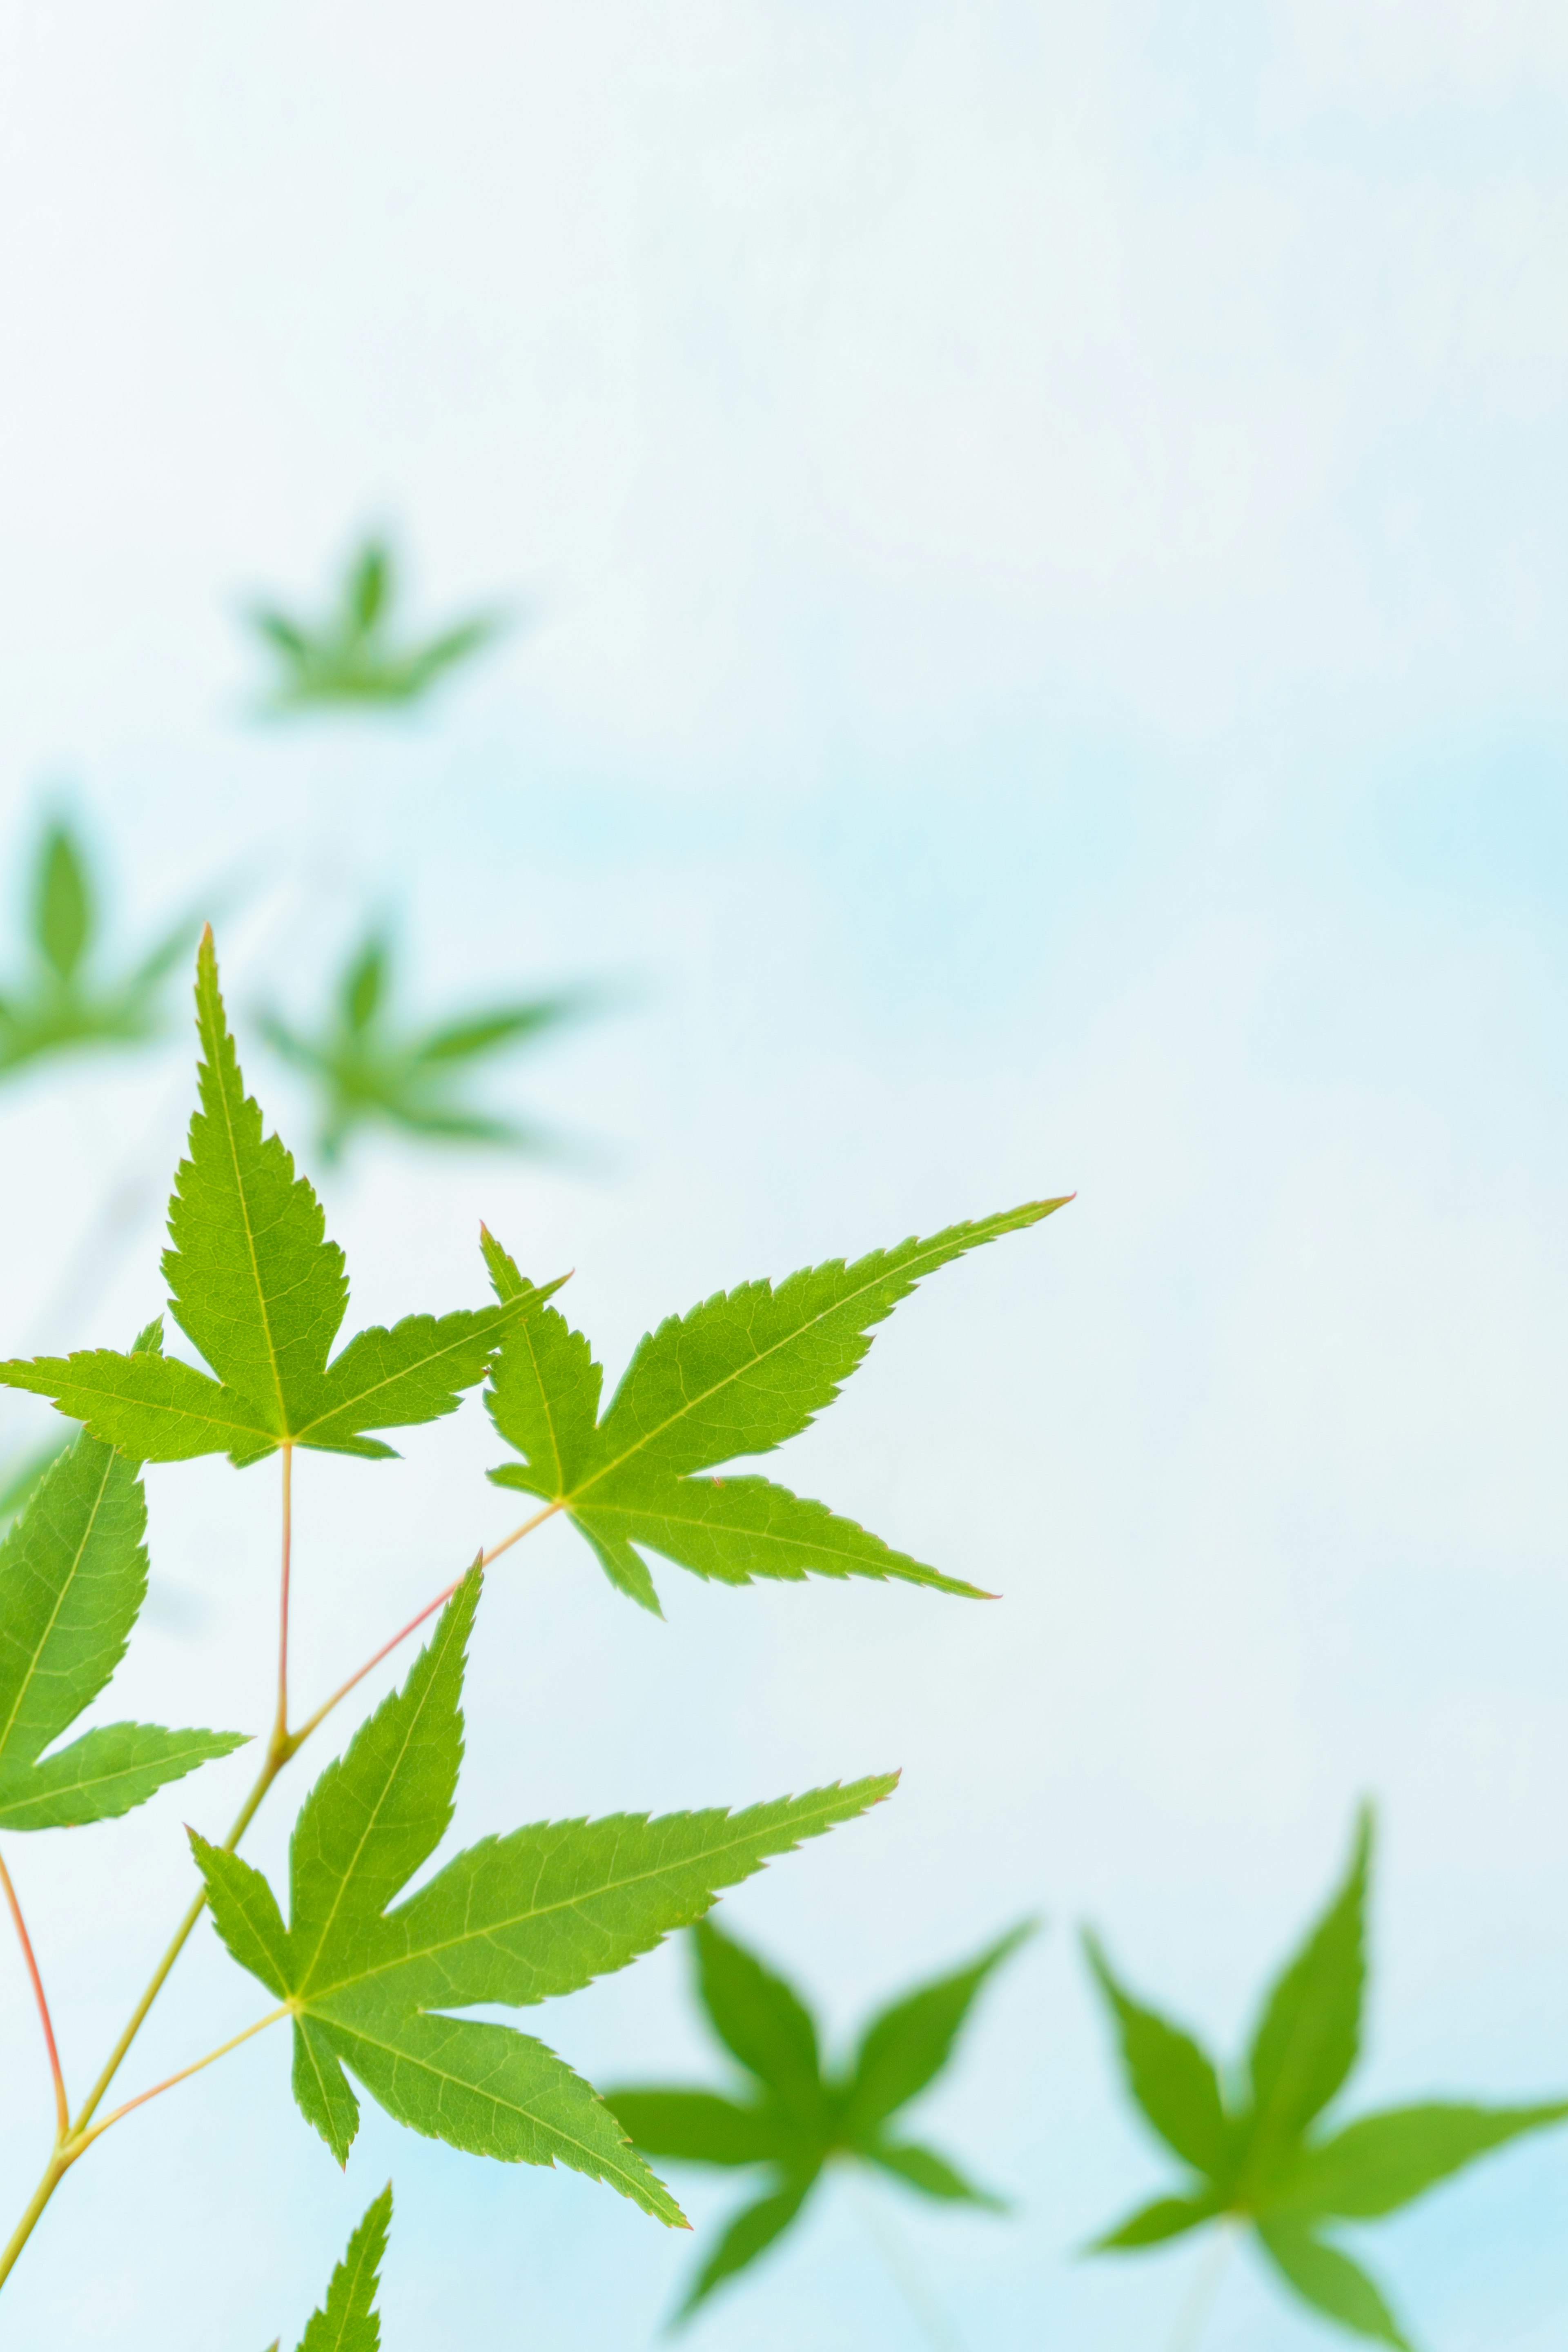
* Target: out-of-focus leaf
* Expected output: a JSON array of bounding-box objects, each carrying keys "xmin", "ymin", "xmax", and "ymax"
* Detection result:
[
  {"xmin": 1082, "ymin": 1931, "xmax": 1232, "ymax": 2180},
  {"xmin": 606, "ymin": 1913, "xmax": 1028, "ymax": 2322},
  {"xmin": 1248, "ymin": 1806, "xmax": 1370, "ymax": 2147},
  {"xmin": 1279, "ymin": 2102, "xmax": 1568, "ymax": 2220},
  {"xmin": 1256, "ymin": 2220, "xmax": 1413, "ymax": 2351},
  {"xmin": 0, "ymin": 815, "xmax": 199, "ymax": 1079},
  {"xmin": 246, "ymin": 534, "xmax": 506, "ymax": 713},
  {"xmin": 261, "ymin": 924, "xmax": 596, "ymax": 1168},
  {"xmin": 1086, "ymin": 1810, "xmax": 1568, "ymax": 2350},
  {"xmin": 34, "ymin": 825, "xmax": 91, "ymax": 981}
]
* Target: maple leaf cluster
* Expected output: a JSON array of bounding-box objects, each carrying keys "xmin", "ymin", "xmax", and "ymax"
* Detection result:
[
  {"xmin": 2, "ymin": 931, "xmax": 1558, "ymax": 2352},
  {"xmin": 0, "ymin": 931, "xmax": 1063, "ymax": 2307}
]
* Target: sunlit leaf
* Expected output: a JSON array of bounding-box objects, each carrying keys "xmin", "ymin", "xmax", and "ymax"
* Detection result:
[
  {"xmin": 280, "ymin": 2183, "xmax": 391, "ymax": 2352},
  {"xmin": 0, "ymin": 936, "xmax": 537, "ymax": 1463},
  {"xmin": 484, "ymin": 1202, "xmax": 1069, "ymax": 1613},
  {"xmin": 0, "ymin": 1405, "xmax": 243, "ymax": 1831},
  {"xmin": 194, "ymin": 1569, "xmax": 892, "ymax": 2223}
]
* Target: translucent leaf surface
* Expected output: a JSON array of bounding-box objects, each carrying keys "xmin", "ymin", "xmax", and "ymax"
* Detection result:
[
  {"xmin": 0, "ymin": 938, "xmax": 532, "ymax": 1462},
  {"xmin": 484, "ymin": 1200, "xmax": 1068, "ymax": 1609},
  {"xmin": 193, "ymin": 1570, "xmax": 891, "ymax": 2223},
  {"xmin": 1256, "ymin": 2221, "xmax": 1412, "ymax": 2352},
  {"xmin": 843, "ymin": 1921, "xmax": 1036, "ymax": 2138},
  {"xmin": 612, "ymin": 1912, "xmax": 1024, "ymax": 2316},
  {"xmin": 0, "ymin": 1424, "xmax": 243, "ymax": 1830},
  {"xmin": 676, "ymin": 2175, "xmax": 815, "ymax": 2318},
  {"xmin": 1086, "ymin": 1808, "xmax": 1568, "ymax": 2346},
  {"xmin": 1248, "ymin": 1809, "xmax": 1370, "ymax": 2144},
  {"xmin": 1278, "ymin": 2101, "xmax": 1568, "ymax": 2220},
  {"xmin": 1083, "ymin": 1932, "xmax": 1232, "ymax": 2180},
  {"xmin": 600, "ymin": 2091, "xmax": 790, "ymax": 2167},
  {"xmin": 694, "ymin": 1918, "xmax": 824, "ymax": 2124},
  {"xmin": 1089, "ymin": 2192, "xmax": 1221, "ymax": 2250},
  {"xmin": 864, "ymin": 2140, "xmax": 1007, "ymax": 2206},
  {"xmin": 294, "ymin": 2183, "xmax": 390, "ymax": 2352}
]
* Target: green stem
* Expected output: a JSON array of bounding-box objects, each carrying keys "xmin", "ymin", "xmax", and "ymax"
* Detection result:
[
  {"xmin": 70, "ymin": 2006, "xmax": 289, "ymax": 2155},
  {"xmin": 0, "ymin": 1486, "xmax": 557, "ymax": 2295},
  {"xmin": 0, "ymin": 2157, "xmax": 67, "ymax": 2295},
  {"xmin": 69, "ymin": 1740, "xmax": 283, "ymax": 2140},
  {"xmin": 847, "ymin": 2172, "xmax": 967, "ymax": 2352},
  {"xmin": 1168, "ymin": 2224, "xmax": 1236, "ymax": 2352},
  {"xmin": 0, "ymin": 1731, "xmax": 289, "ymax": 2296}
]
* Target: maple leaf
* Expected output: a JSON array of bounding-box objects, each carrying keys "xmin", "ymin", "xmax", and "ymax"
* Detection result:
[
  {"xmin": 191, "ymin": 1566, "xmax": 895, "ymax": 2220},
  {"xmin": 0, "ymin": 816, "xmax": 195, "ymax": 1078},
  {"xmin": 479, "ymin": 1200, "xmax": 1068, "ymax": 1614},
  {"xmin": 0, "ymin": 933, "xmax": 549, "ymax": 1466},
  {"xmin": 0, "ymin": 1350, "xmax": 245, "ymax": 1831},
  {"xmin": 1085, "ymin": 1807, "xmax": 1568, "ymax": 2350},
  {"xmin": 260, "ymin": 923, "xmax": 594, "ymax": 1166},
  {"xmin": 263, "ymin": 2182, "xmax": 391, "ymax": 2352},
  {"xmin": 247, "ymin": 537, "xmax": 507, "ymax": 712},
  {"xmin": 0, "ymin": 1437, "xmax": 71, "ymax": 1535},
  {"xmin": 605, "ymin": 1913, "xmax": 1032, "ymax": 2319}
]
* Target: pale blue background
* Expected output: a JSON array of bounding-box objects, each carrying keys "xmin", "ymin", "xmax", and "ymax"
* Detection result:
[{"xmin": 1, "ymin": 5, "xmax": 1568, "ymax": 2348}]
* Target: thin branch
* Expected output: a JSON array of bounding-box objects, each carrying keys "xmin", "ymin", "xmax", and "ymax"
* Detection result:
[
  {"xmin": 2, "ymin": 1492, "xmax": 563, "ymax": 2293},
  {"xmin": 0, "ymin": 1848, "xmax": 68, "ymax": 2140},
  {"xmin": 1167, "ymin": 2224, "xmax": 1236, "ymax": 2352},
  {"xmin": 0, "ymin": 2158, "xmax": 67, "ymax": 2294},
  {"xmin": 274, "ymin": 1442, "xmax": 294, "ymax": 1753},
  {"xmin": 846, "ymin": 2172, "xmax": 967, "ymax": 2352},
  {"xmin": 287, "ymin": 1497, "xmax": 562, "ymax": 1752},
  {"xmin": 69, "ymin": 1744, "xmax": 279, "ymax": 2140},
  {"xmin": 68, "ymin": 2005, "xmax": 290, "ymax": 2157}
]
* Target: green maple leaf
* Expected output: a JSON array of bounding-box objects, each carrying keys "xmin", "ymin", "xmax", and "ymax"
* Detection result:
[
  {"xmin": 191, "ymin": 1565, "xmax": 895, "ymax": 2221},
  {"xmin": 0, "ymin": 1343, "xmax": 245, "ymax": 1831},
  {"xmin": 1085, "ymin": 1806, "xmax": 1568, "ymax": 2350},
  {"xmin": 479, "ymin": 1196, "xmax": 1068, "ymax": 1615},
  {"xmin": 263, "ymin": 2182, "xmax": 391, "ymax": 2352},
  {"xmin": 248, "ymin": 537, "xmax": 507, "ymax": 712},
  {"xmin": 0, "ymin": 816, "xmax": 195, "ymax": 1078},
  {"xmin": 0, "ymin": 1436, "xmax": 71, "ymax": 1535},
  {"xmin": 0, "ymin": 932, "xmax": 549, "ymax": 1465},
  {"xmin": 605, "ymin": 1913, "xmax": 1033, "ymax": 2319},
  {"xmin": 260, "ymin": 924, "xmax": 593, "ymax": 1166}
]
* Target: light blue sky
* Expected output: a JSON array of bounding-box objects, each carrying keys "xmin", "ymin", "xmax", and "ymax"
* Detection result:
[{"xmin": 1, "ymin": 5, "xmax": 1568, "ymax": 2348}]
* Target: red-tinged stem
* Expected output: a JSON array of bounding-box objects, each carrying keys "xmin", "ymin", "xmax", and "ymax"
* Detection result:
[
  {"xmin": 287, "ymin": 1497, "xmax": 563, "ymax": 1752},
  {"xmin": 0, "ymin": 1847, "xmax": 68, "ymax": 2141},
  {"xmin": 0, "ymin": 2006, "xmax": 290, "ymax": 2290},
  {"xmin": 0, "ymin": 1488, "xmax": 561, "ymax": 2296},
  {"xmin": 68, "ymin": 2005, "xmax": 289, "ymax": 2156}
]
